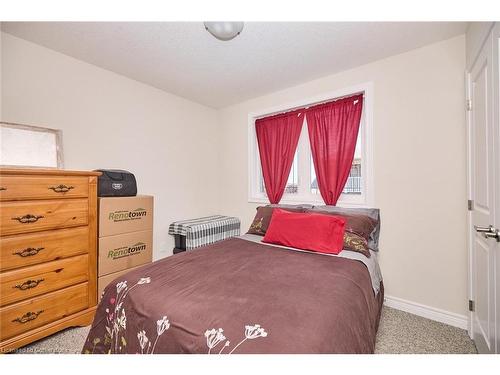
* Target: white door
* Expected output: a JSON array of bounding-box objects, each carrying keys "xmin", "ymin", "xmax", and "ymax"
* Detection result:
[{"xmin": 467, "ymin": 30, "xmax": 499, "ymax": 354}]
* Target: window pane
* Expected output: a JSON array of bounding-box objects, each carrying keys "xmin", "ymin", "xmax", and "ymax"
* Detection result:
[
  {"xmin": 285, "ymin": 151, "xmax": 298, "ymax": 194},
  {"xmin": 310, "ymin": 132, "xmax": 362, "ymax": 195},
  {"xmin": 310, "ymin": 157, "xmax": 318, "ymax": 194},
  {"xmin": 343, "ymin": 163, "xmax": 362, "ymax": 194},
  {"xmin": 260, "ymin": 151, "xmax": 299, "ymax": 195}
]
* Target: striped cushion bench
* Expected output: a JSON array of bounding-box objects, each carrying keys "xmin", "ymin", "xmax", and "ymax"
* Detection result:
[{"xmin": 168, "ymin": 215, "xmax": 241, "ymax": 253}]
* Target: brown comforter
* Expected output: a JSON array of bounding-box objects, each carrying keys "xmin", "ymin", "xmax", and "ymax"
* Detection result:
[{"xmin": 83, "ymin": 237, "xmax": 383, "ymax": 354}]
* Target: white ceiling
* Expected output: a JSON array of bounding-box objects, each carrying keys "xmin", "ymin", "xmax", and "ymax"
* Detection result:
[{"xmin": 1, "ymin": 22, "xmax": 467, "ymax": 108}]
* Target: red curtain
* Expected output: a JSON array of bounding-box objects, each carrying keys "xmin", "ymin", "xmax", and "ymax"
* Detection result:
[
  {"xmin": 255, "ymin": 109, "xmax": 304, "ymax": 204},
  {"xmin": 306, "ymin": 94, "xmax": 363, "ymax": 205}
]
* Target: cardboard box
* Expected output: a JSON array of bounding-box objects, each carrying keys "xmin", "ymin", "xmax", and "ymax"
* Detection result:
[
  {"xmin": 99, "ymin": 195, "xmax": 153, "ymax": 237},
  {"xmin": 98, "ymin": 229, "xmax": 153, "ymax": 276},
  {"xmin": 97, "ymin": 264, "xmax": 148, "ymax": 299}
]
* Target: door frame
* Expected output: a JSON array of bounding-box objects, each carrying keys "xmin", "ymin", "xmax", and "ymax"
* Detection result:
[
  {"xmin": 493, "ymin": 23, "xmax": 500, "ymax": 355},
  {"xmin": 466, "ymin": 64, "xmax": 473, "ymax": 341}
]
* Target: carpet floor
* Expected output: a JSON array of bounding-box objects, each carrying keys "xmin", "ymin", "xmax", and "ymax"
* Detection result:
[{"xmin": 13, "ymin": 306, "xmax": 477, "ymax": 354}]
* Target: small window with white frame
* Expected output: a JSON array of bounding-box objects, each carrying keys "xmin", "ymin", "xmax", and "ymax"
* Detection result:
[{"xmin": 248, "ymin": 83, "xmax": 373, "ymax": 207}]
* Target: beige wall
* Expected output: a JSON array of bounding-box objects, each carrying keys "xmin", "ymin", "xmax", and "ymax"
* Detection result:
[
  {"xmin": 217, "ymin": 35, "xmax": 467, "ymax": 316},
  {"xmin": 1, "ymin": 32, "xmax": 220, "ymax": 260}
]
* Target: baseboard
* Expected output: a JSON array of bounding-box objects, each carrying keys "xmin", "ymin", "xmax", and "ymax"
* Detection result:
[{"xmin": 384, "ymin": 295, "xmax": 468, "ymax": 330}]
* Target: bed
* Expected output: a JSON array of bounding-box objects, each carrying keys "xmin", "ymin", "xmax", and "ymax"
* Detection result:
[{"xmin": 82, "ymin": 230, "xmax": 384, "ymax": 354}]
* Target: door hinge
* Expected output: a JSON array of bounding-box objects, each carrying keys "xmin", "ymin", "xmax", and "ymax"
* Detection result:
[
  {"xmin": 466, "ymin": 99, "xmax": 472, "ymax": 111},
  {"xmin": 468, "ymin": 199, "xmax": 474, "ymax": 211},
  {"xmin": 469, "ymin": 300, "xmax": 475, "ymax": 312}
]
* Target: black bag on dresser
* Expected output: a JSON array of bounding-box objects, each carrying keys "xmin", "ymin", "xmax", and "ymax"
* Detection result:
[{"xmin": 95, "ymin": 169, "xmax": 137, "ymax": 197}]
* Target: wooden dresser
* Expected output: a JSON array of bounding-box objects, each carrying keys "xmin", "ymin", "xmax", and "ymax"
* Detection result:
[{"xmin": 0, "ymin": 168, "xmax": 101, "ymax": 352}]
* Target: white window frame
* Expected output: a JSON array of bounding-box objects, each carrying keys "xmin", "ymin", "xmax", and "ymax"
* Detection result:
[{"xmin": 248, "ymin": 82, "xmax": 374, "ymax": 207}]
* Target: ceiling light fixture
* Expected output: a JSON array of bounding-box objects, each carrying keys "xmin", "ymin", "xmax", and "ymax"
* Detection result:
[{"xmin": 204, "ymin": 22, "xmax": 244, "ymax": 41}]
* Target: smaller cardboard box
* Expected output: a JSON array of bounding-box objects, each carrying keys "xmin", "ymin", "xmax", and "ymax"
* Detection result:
[
  {"xmin": 99, "ymin": 195, "xmax": 153, "ymax": 237},
  {"xmin": 98, "ymin": 264, "xmax": 147, "ymax": 300},
  {"xmin": 98, "ymin": 229, "xmax": 153, "ymax": 276}
]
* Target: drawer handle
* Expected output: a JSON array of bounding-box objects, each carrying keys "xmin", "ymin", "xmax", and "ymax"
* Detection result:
[
  {"xmin": 49, "ymin": 184, "xmax": 74, "ymax": 193},
  {"xmin": 13, "ymin": 247, "xmax": 45, "ymax": 257},
  {"xmin": 12, "ymin": 214, "xmax": 44, "ymax": 224},
  {"xmin": 0, "ymin": 187, "xmax": 6, "ymax": 191},
  {"xmin": 13, "ymin": 278, "xmax": 45, "ymax": 291},
  {"xmin": 12, "ymin": 310, "xmax": 44, "ymax": 324}
]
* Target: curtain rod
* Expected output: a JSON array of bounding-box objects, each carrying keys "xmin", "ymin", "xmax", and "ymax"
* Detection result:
[{"xmin": 255, "ymin": 92, "xmax": 364, "ymax": 120}]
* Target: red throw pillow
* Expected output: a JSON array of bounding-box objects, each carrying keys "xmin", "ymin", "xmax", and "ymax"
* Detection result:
[{"xmin": 262, "ymin": 209, "xmax": 346, "ymax": 254}]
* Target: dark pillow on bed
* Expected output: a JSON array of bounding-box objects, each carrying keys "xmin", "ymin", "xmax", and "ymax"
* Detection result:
[
  {"xmin": 247, "ymin": 205, "xmax": 304, "ymax": 236},
  {"xmin": 263, "ymin": 209, "xmax": 346, "ymax": 254},
  {"xmin": 342, "ymin": 232, "xmax": 371, "ymax": 258},
  {"xmin": 309, "ymin": 209, "xmax": 377, "ymax": 258},
  {"xmin": 310, "ymin": 206, "xmax": 381, "ymax": 252},
  {"xmin": 268, "ymin": 203, "xmax": 314, "ymax": 210}
]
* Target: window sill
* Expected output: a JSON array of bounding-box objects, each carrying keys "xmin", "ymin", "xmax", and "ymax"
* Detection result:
[
  {"xmin": 248, "ymin": 196, "xmax": 323, "ymax": 205},
  {"xmin": 248, "ymin": 195, "xmax": 371, "ymax": 208}
]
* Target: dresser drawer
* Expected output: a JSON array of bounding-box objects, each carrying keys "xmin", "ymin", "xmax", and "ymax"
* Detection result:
[
  {"xmin": 0, "ymin": 227, "xmax": 89, "ymax": 271},
  {"xmin": 0, "ymin": 282, "xmax": 89, "ymax": 341},
  {"xmin": 0, "ymin": 254, "xmax": 89, "ymax": 306},
  {"xmin": 0, "ymin": 176, "xmax": 89, "ymax": 201},
  {"xmin": 0, "ymin": 199, "xmax": 88, "ymax": 236}
]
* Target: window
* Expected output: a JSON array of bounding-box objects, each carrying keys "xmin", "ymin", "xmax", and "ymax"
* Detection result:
[
  {"xmin": 259, "ymin": 151, "xmax": 299, "ymax": 195},
  {"xmin": 248, "ymin": 84, "xmax": 373, "ymax": 206},
  {"xmin": 310, "ymin": 132, "xmax": 362, "ymax": 195}
]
